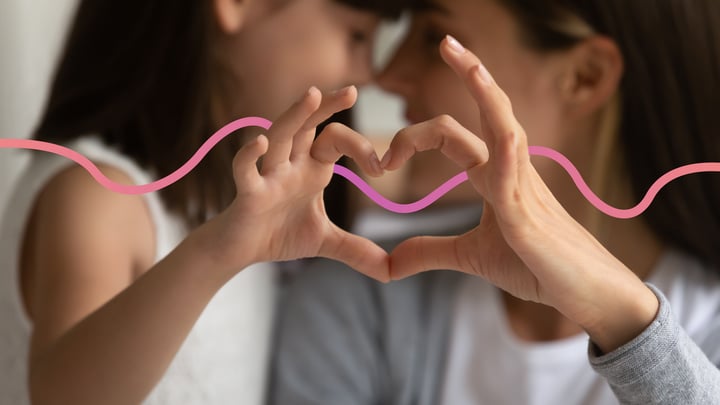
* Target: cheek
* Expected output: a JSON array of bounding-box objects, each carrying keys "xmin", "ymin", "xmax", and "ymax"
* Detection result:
[
  {"xmin": 490, "ymin": 62, "xmax": 565, "ymax": 150},
  {"xmin": 230, "ymin": 40, "xmax": 344, "ymax": 119},
  {"xmin": 301, "ymin": 38, "xmax": 356, "ymax": 90},
  {"xmin": 420, "ymin": 70, "xmax": 484, "ymax": 131},
  {"xmin": 260, "ymin": 39, "xmax": 362, "ymax": 113},
  {"xmin": 506, "ymin": 87, "xmax": 564, "ymax": 150}
]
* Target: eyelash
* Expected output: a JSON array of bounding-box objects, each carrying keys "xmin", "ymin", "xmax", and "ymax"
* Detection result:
[{"xmin": 350, "ymin": 29, "xmax": 370, "ymax": 45}]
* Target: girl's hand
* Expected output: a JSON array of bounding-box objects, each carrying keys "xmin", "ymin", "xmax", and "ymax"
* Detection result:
[
  {"xmin": 384, "ymin": 37, "xmax": 658, "ymax": 352},
  {"xmin": 200, "ymin": 86, "xmax": 390, "ymax": 282}
]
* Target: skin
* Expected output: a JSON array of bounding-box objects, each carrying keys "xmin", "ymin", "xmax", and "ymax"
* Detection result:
[
  {"xmin": 211, "ymin": 0, "xmax": 380, "ymax": 127},
  {"xmin": 20, "ymin": 0, "xmax": 385, "ymax": 403},
  {"xmin": 376, "ymin": 0, "xmax": 664, "ymax": 349}
]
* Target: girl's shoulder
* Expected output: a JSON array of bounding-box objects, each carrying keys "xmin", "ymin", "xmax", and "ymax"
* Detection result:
[{"xmin": 12, "ymin": 136, "xmax": 161, "ymax": 271}]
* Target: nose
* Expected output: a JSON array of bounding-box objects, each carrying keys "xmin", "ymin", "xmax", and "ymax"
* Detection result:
[
  {"xmin": 375, "ymin": 40, "xmax": 416, "ymax": 99},
  {"xmin": 352, "ymin": 62, "xmax": 373, "ymax": 87}
]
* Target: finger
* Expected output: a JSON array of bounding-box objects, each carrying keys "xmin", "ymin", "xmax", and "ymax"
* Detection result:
[
  {"xmin": 439, "ymin": 36, "xmax": 523, "ymax": 150},
  {"xmin": 311, "ymin": 122, "xmax": 383, "ymax": 177},
  {"xmin": 439, "ymin": 35, "xmax": 529, "ymax": 184},
  {"xmin": 319, "ymin": 224, "xmax": 390, "ymax": 283},
  {"xmin": 232, "ymin": 135, "xmax": 268, "ymax": 193},
  {"xmin": 291, "ymin": 86, "xmax": 358, "ymax": 159},
  {"xmin": 389, "ymin": 235, "xmax": 463, "ymax": 280},
  {"xmin": 262, "ymin": 87, "xmax": 322, "ymax": 173},
  {"xmin": 380, "ymin": 115, "xmax": 489, "ymax": 174}
]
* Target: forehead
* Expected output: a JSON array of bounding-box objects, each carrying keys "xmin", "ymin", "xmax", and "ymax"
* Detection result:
[
  {"xmin": 412, "ymin": 0, "xmax": 520, "ymax": 36},
  {"xmin": 334, "ymin": 0, "xmax": 410, "ymax": 19},
  {"xmin": 413, "ymin": 0, "xmax": 514, "ymax": 21},
  {"xmin": 264, "ymin": 0, "xmax": 380, "ymax": 28}
]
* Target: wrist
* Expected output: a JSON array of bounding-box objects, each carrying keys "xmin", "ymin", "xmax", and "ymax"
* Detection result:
[
  {"xmin": 182, "ymin": 214, "xmax": 254, "ymax": 284},
  {"xmin": 581, "ymin": 277, "xmax": 659, "ymax": 354}
]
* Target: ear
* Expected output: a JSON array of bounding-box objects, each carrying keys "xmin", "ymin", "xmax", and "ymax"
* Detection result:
[
  {"xmin": 213, "ymin": 0, "xmax": 252, "ymax": 34},
  {"xmin": 558, "ymin": 36, "xmax": 624, "ymax": 116}
]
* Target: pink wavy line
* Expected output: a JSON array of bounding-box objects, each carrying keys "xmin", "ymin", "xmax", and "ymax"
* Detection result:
[
  {"xmin": 0, "ymin": 117, "xmax": 273, "ymax": 195},
  {"xmin": 528, "ymin": 146, "xmax": 720, "ymax": 219},
  {"xmin": 333, "ymin": 164, "xmax": 469, "ymax": 214},
  {"xmin": 1, "ymin": 118, "xmax": 719, "ymax": 218}
]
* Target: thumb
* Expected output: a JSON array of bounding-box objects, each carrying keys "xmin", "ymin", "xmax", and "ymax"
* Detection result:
[
  {"xmin": 319, "ymin": 224, "xmax": 391, "ymax": 283},
  {"xmin": 389, "ymin": 235, "xmax": 464, "ymax": 280}
]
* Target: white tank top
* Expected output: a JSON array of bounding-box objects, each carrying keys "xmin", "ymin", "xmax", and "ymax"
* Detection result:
[{"xmin": 0, "ymin": 136, "xmax": 277, "ymax": 405}]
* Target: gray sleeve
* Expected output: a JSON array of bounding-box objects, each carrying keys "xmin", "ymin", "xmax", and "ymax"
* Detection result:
[
  {"xmin": 267, "ymin": 260, "xmax": 388, "ymax": 405},
  {"xmin": 589, "ymin": 284, "xmax": 720, "ymax": 404}
]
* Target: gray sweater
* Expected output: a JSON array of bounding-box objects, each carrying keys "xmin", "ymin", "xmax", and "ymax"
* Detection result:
[{"xmin": 268, "ymin": 255, "xmax": 720, "ymax": 404}]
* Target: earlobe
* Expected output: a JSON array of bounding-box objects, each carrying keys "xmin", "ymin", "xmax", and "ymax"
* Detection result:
[{"xmin": 213, "ymin": 0, "xmax": 247, "ymax": 34}]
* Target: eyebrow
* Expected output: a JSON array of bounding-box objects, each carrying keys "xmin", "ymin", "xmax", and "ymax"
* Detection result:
[{"xmin": 414, "ymin": 0, "xmax": 451, "ymax": 15}]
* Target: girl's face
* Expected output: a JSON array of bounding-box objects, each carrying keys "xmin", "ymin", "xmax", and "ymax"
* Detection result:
[
  {"xmin": 215, "ymin": 0, "xmax": 380, "ymax": 121},
  {"xmin": 378, "ymin": 0, "xmax": 598, "ymax": 197}
]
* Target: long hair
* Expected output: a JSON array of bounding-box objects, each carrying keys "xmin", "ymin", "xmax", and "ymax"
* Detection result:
[
  {"xmin": 494, "ymin": 0, "xmax": 720, "ymax": 269},
  {"xmin": 34, "ymin": 0, "xmax": 409, "ymax": 229}
]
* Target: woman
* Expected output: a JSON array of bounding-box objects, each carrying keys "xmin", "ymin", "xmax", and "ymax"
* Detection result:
[{"xmin": 270, "ymin": 0, "xmax": 720, "ymax": 403}]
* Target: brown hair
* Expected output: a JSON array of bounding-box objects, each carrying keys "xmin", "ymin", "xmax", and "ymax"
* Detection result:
[
  {"xmin": 34, "ymin": 0, "xmax": 409, "ymax": 228},
  {"xmin": 494, "ymin": 0, "xmax": 720, "ymax": 269}
]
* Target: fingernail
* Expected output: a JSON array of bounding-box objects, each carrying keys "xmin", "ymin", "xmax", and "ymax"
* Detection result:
[
  {"xmin": 476, "ymin": 63, "xmax": 493, "ymax": 85},
  {"xmin": 370, "ymin": 154, "xmax": 383, "ymax": 175},
  {"xmin": 446, "ymin": 35, "xmax": 465, "ymax": 54},
  {"xmin": 306, "ymin": 86, "xmax": 318, "ymax": 98},
  {"xmin": 380, "ymin": 150, "xmax": 393, "ymax": 168}
]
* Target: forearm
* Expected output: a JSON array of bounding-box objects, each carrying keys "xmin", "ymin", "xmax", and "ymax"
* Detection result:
[
  {"xmin": 590, "ymin": 285, "xmax": 720, "ymax": 404},
  {"xmin": 29, "ymin": 226, "xmax": 245, "ymax": 405}
]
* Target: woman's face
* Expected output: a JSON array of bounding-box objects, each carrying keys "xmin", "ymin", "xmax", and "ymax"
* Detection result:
[
  {"xmin": 377, "ymin": 0, "xmax": 591, "ymax": 193},
  {"xmin": 216, "ymin": 0, "xmax": 381, "ymax": 121}
]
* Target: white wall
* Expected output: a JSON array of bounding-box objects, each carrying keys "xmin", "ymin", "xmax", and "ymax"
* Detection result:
[
  {"xmin": 0, "ymin": 0, "xmax": 79, "ymax": 215},
  {"xmin": 355, "ymin": 17, "xmax": 409, "ymax": 137}
]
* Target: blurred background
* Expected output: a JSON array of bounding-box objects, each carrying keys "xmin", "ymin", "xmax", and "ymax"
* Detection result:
[{"xmin": 0, "ymin": 0, "xmax": 79, "ymax": 216}]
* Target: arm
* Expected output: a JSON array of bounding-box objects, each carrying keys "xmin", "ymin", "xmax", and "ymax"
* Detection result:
[
  {"xmin": 24, "ymin": 163, "xmax": 226, "ymax": 405},
  {"xmin": 25, "ymin": 86, "xmax": 389, "ymax": 405},
  {"xmin": 589, "ymin": 284, "xmax": 720, "ymax": 404}
]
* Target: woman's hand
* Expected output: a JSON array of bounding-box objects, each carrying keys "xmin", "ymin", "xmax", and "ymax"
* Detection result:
[
  {"xmin": 199, "ymin": 86, "xmax": 390, "ymax": 282},
  {"xmin": 385, "ymin": 37, "xmax": 659, "ymax": 352}
]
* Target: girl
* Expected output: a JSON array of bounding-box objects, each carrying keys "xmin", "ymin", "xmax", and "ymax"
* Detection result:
[
  {"xmin": 0, "ymin": 0, "xmax": 406, "ymax": 404},
  {"xmin": 271, "ymin": 0, "xmax": 720, "ymax": 404}
]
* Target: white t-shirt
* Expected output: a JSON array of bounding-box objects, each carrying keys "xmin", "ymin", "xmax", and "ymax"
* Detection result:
[
  {"xmin": 440, "ymin": 249, "xmax": 720, "ymax": 405},
  {"xmin": 0, "ymin": 136, "xmax": 276, "ymax": 405}
]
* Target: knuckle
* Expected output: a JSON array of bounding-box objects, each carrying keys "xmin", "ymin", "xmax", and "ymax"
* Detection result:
[
  {"xmin": 395, "ymin": 126, "xmax": 412, "ymax": 141},
  {"xmin": 500, "ymin": 91, "xmax": 513, "ymax": 108},
  {"xmin": 324, "ymin": 121, "xmax": 346, "ymax": 133},
  {"xmin": 317, "ymin": 122, "xmax": 346, "ymax": 142},
  {"xmin": 433, "ymin": 114, "xmax": 458, "ymax": 135}
]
